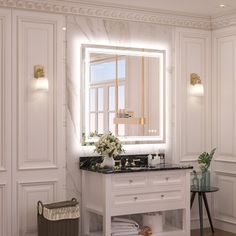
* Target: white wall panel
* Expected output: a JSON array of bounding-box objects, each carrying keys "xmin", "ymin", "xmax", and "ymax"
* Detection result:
[
  {"xmin": 174, "ymin": 28, "xmax": 211, "ymax": 163},
  {"xmin": 0, "ymin": 8, "xmax": 11, "ymax": 236},
  {"xmin": 0, "ymin": 184, "xmax": 6, "ymax": 236},
  {"xmin": 218, "ymin": 39, "xmax": 235, "ymax": 156},
  {"xmin": 0, "ymin": 9, "xmax": 11, "ymax": 171},
  {"xmin": 0, "ymin": 14, "xmax": 3, "ymax": 171},
  {"xmin": 212, "ymin": 27, "xmax": 236, "ymax": 233},
  {"xmin": 17, "ymin": 17, "xmax": 57, "ymax": 170},
  {"xmin": 214, "ymin": 173, "xmax": 236, "ymax": 223},
  {"xmin": 213, "ymin": 31, "xmax": 236, "ymax": 163},
  {"xmin": 18, "ymin": 181, "xmax": 56, "ymax": 236},
  {"xmin": 11, "ymin": 10, "xmax": 66, "ymax": 236}
]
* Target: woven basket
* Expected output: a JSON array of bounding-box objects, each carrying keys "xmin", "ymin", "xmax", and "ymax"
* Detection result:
[{"xmin": 37, "ymin": 198, "xmax": 79, "ymax": 236}]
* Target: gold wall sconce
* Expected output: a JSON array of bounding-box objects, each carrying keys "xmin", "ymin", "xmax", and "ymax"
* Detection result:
[
  {"xmin": 34, "ymin": 65, "xmax": 49, "ymax": 91},
  {"xmin": 190, "ymin": 73, "xmax": 204, "ymax": 96}
]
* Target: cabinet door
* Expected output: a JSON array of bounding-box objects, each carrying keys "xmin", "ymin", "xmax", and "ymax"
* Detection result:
[
  {"xmin": 11, "ymin": 10, "xmax": 66, "ymax": 236},
  {"xmin": 0, "ymin": 8, "xmax": 12, "ymax": 236}
]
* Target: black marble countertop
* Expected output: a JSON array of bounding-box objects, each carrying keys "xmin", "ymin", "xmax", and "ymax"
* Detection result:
[{"xmin": 80, "ymin": 155, "xmax": 193, "ymax": 174}]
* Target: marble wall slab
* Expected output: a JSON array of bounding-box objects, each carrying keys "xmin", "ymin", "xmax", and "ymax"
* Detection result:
[{"xmin": 66, "ymin": 14, "xmax": 174, "ymax": 230}]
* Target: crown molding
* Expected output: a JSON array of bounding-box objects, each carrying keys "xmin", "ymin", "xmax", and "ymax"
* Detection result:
[
  {"xmin": 212, "ymin": 13, "xmax": 236, "ymax": 30},
  {"xmin": 0, "ymin": 0, "xmax": 212, "ymax": 30},
  {"xmin": 2, "ymin": 0, "xmax": 236, "ymax": 30}
]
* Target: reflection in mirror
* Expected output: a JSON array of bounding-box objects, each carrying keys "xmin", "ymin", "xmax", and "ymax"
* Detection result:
[{"xmin": 81, "ymin": 45, "xmax": 166, "ymax": 144}]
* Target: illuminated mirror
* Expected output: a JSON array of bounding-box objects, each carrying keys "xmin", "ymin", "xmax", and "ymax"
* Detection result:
[{"xmin": 81, "ymin": 45, "xmax": 166, "ymax": 144}]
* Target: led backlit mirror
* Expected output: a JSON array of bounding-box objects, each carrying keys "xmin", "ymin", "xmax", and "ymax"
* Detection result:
[{"xmin": 81, "ymin": 45, "xmax": 166, "ymax": 144}]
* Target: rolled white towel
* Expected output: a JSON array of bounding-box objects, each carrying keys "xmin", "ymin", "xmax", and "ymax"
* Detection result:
[
  {"xmin": 112, "ymin": 217, "xmax": 139, "ymax": 228},
  {"xmin": 111, "ymin": 222, "xmax": 139, "ymax": 229}
]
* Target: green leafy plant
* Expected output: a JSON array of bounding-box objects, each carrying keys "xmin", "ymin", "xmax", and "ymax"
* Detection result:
[{"xmin": 198, "ymin": 148, "xmax": 216, "ymax": 171}]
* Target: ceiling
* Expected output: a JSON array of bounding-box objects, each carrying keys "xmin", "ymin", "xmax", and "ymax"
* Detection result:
[{"xmin": 74, "ymin": 0, "xmax": 236, "ymax": 17}]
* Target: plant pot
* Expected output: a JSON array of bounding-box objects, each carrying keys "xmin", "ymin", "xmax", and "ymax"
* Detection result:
[{"xmin": 102, "ymin": 155, "xmax": 115, "ymax": 168}]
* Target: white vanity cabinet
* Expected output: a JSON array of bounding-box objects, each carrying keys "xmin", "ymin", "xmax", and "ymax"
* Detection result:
[{"xmin": 81, "ymin": 169, "xmax": 191, "ymax": 236}]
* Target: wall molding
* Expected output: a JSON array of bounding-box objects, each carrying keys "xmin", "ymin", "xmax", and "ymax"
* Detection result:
[
  {"xmin": 17, "ymin": 180, "xmax": 57, "ymax": 236},
  {"xmin": 215, "ymin": 170, "xmax": 236, "ymax": 177},
  {"xmin": 0, "ymin": 184, "xmax": 6, "ymax": 236},
  {"xmin": 174, "ymin": 28, "xmax": 211, "ymax": 163},
  {"xmin": 16, "ymin": 13, "xmax": 58, "ymax": 170},
  {"xmin": 212, "ymin": 14, "xmax": 236, "ymax": 30},
  {"xmin": 1, "ymin": 0, "xmax": 236, "ymax": 29},
  {"xmin": 0, "ymin": 0, "xmax": 213, "ymax": 29},
  {"xmin": 0, "ymin": 14, "xmax": 5, "ymax": 171},
  {"xmin": 213, "ymin": 173, "xmax": 236, "ymax": 225}
]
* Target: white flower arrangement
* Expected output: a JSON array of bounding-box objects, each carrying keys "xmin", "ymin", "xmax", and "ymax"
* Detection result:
[{"xmin": 95, "ymin": 132, "xmax": 124, "ymax": 157}]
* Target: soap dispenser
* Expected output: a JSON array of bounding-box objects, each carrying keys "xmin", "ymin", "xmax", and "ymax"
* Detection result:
[
  {"xmin": 158, "ymin": 149, "xmax": 165, "ymax": 164},
  {"xmin": 148, "ymin": 154, "xmax": 152, "ymax": 167}
]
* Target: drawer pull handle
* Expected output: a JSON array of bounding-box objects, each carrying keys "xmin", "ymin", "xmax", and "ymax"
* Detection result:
[
  {"xmin": 129, "ymin": 180, "xmax": 133, "ymax": 183},
  {"xmin": 134, "ymin": 197, "xmax": 138, "ymax": 201},
  {"xmin": 161, "ymin": 194, "xmax": 165, "ymax": 198},
  {"xmin": 166, "ymin": 177, "xmax": 169, "ymax": 181}
]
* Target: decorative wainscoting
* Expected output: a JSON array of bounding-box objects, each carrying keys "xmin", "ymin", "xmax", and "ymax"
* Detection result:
[
  {"xmin": 174, "ymin": 27, "xmax": 211, "ymax": 163},
  {"xmin": 15, "ymin": 11, "xmax": 58, "ymax": 170},
  {"xmin": 213, "ymin": 171, "xmax": 236, "ymax": 232},
  {"xmin": 0, "ymin": 8, "xmax": 66, "ymax": 236},
  {"xmin": 212, "ymin": 26, "xmax": 236, "ymax": 163},
  {"xmin": 11, "ymin": 10, "xmax": 66, "ymax": 236},
  {"xmin": 174, "ymin": 27, "xmax": 212, "ymax": 230},
  {"xmin": 0, "ymin": 8, "xmax": 12, "ymax": 236},
  {"xmin": 0, "ymin": 184, "xmax": 6, "ymax": 236},
  {"xmin": 18, "ymin": 181, "xmax": 57, "ymax": 236},
  {"xmin": 212, "ymin": 25, "xmax": 236, "ymax": 233}
]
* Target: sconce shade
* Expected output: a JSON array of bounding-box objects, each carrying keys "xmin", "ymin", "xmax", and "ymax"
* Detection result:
[
  {"xmin": 34, "ymin": 77, "xmax": 49, "ymax": 91},
  {"xmin": 189, "ymin": 83, "xmax": 204, "ymax": 96},
  {"xmin": 190, "ymin": 73, "xmax": 204, "ymax": 96}
]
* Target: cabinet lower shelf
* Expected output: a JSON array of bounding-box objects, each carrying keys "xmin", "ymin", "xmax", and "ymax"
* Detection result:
[{"xmin": 87, "ymin": 224, "xmax": 184, "ymax": 236}]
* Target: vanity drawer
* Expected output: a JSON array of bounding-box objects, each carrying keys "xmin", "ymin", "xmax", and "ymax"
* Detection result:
[
  {"xmin": 112, "ymin": 174, "xmax": 147, "ymax": 190},
  {"xmin": 112, "ymin": 189, "xmax": 184, "ymax": 208},
  {"xmin": 149, "ymin": 172, "xmax": 185, "ymax": 187}
]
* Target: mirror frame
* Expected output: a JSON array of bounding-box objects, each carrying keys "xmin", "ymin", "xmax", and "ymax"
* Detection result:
[{"xmin": 81, "ymin": 44, "xmax": 166, "ymax": 144}]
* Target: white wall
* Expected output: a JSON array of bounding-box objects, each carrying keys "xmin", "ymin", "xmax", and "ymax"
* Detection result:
[
  {"xmin": 174, "ymin": 27, "xmax": 212, "ymax": 163},
  {"xmin": 212, "ymin": 25, "xmax": 236, "ymax": 233},
  {"xmin": 0, "ymin": 8, "xmax": 12, "ymax": 236},
  {"xmin": 174, "ymin": 27, "xmax": 212, "ymax": 229},
  {"xmin": 0, "ymin": 8, "xmax": 66, "ymax": 236},
  {"xmin": 1, "ymin": 1, "xmax": 236, "ymax": 235}
]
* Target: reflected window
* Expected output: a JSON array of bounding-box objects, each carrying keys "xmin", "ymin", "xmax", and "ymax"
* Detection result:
[
  {"xmin": 90, "ymin": 58, "xmax": 125, "ymax": 83},
  {"xmin": 88, "ymin": 57, "xmax": 126, "ymax": 135}
]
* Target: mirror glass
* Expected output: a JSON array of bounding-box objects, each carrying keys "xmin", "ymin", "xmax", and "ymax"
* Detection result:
[{"xmin": 81, "ymin": 45, "xmax": 166, "ymax": 144}]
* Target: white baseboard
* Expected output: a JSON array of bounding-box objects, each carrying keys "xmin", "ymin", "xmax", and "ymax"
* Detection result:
[{"xmin": 214, "ymin": 219, "xmax": 236, "ymax": 233}]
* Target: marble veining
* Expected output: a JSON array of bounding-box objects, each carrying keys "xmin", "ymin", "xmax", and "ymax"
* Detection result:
[{"xmin": 66, "ymin": 14, "xmax": 173, "ymax": 230}]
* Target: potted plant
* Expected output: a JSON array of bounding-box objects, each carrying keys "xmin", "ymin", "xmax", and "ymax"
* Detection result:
[
  {"xmin": 95, "ymin": 132, "xmax": 124, "ymax": 168},
  {"xmin": 198, "ymin": 148, "xmax": 216, "ymax": 187}
]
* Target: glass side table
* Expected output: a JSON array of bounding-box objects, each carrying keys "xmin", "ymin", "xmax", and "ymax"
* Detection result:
[{"xmin": 191, "ymin": 186, "xmax": 219, "ymax": 236}]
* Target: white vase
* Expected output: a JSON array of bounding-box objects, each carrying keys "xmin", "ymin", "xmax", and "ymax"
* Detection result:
[{"xmin": 102, "ymin": 155, "xmax": 115, "ymax": 168}]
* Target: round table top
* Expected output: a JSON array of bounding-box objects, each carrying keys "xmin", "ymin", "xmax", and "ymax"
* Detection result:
[{"xmin": 191, "ymin": 186, "xmax": 219, "ymax": 193}]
